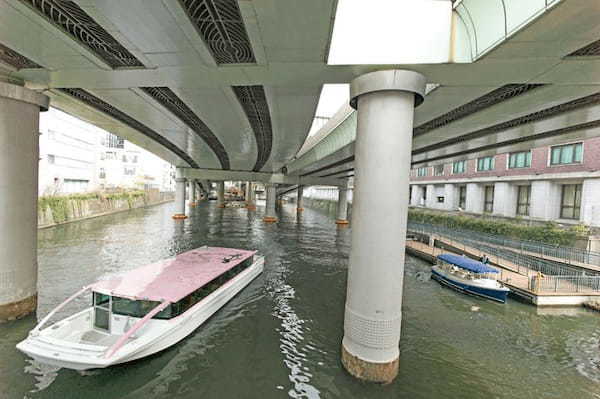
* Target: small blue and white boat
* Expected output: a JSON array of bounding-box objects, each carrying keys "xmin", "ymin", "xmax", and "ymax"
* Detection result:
[{"xmin": 431, "ymin": 254, "xmax": 510, "ymax": 303}]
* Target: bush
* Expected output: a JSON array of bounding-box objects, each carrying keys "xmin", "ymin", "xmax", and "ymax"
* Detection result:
[
  {"xmin": 39, "ymin": 190, "xmax": 148, "ymax": 222},
  {"xmin": 408, "ymin": 209, "xmax": 586, "ymax": 246}
]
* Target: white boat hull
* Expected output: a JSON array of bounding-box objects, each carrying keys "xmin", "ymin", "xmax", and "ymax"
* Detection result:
[
  {"xmin": 431, "ymin": 265, "xmax": 510, "ymax": 303},
  {"xmin": 17, "ymin": 256, "xmax": 264, "ymax": 370}
]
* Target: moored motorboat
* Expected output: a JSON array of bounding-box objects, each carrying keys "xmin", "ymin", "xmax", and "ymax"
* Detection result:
[
  {"xmin": 431, "ymin": 254, "xmax": 510, "ymax": 303},
  {"xmin": 17, "ymin": 246, "xmax": 263, "ymax": 370}
]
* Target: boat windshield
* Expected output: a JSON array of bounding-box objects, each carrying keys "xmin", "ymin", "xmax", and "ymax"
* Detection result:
[{"xmin": 439, "ymin": 262, "xmax": 498, "ymax": 280}]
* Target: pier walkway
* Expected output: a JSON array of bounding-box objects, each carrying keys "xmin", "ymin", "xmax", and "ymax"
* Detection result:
[{"xmin": 405, "ymin": 236, "xmax": 600, "ymax": 306}]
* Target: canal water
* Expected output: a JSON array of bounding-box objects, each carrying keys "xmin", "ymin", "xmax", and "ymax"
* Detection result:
[{"xmin": 2, "ymin": 201, "xmax": 600, "ymax": 399}]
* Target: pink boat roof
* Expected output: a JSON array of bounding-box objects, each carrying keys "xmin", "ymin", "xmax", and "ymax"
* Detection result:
[{"xmin": 90, "ymin": 247, "xmax": 256, "ymax": 303}]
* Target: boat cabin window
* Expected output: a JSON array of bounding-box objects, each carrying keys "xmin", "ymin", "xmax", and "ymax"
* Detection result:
[
  {"xmin": 105, "ymin": 255, "xmax": 254, "ymax": 320},
  {"xmin": 93, "ymin": 292, "xmax": 111, "ymax": 331}
]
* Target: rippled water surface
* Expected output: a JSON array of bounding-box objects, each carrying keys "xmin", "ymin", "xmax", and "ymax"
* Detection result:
[{"xmin": 2, "ymin": 201, "xmax": 600, "ymax": 398}]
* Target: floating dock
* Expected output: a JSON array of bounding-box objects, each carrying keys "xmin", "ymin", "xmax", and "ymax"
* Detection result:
[{"xmin": 405, "ymin": 235, "xmax": 600, "ymax": 307}]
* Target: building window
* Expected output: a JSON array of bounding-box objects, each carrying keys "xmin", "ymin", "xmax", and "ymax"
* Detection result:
[
  {"xmin": 516, "ymin": 185, "xmax": 531, "ymax": 216},
  {"xmin": 452, "ymin": 160, "xmax": 466, "ymax": 174},
  {"xmin": 104, "ymin": 133, "xmax": 125, "ymax": 149},
  {"xmin": 560, "ymin": 184, "xmax": 582, "ymax": 220},
  {"xmin": 477, "ymin": 156, "xmax": 495, "ymax": 172},
  {"xmin": 124, "ymin": 167, "xmax": 136, "ymax": 176},
  {"xmin": 434, "ymin": 165, "xmax": 444, "ymax": 176},
  {"xmin": 99, "ymin": 168, "xmax": 106, "ymax": 179},
  {"xmin": 550, "ymin": 143, "xmax": 583, "ymax": 165},
  {"xmin": 459, "ymin": 186, "xmax": 466, "ymax": 209},
  {"xmin": 132, "ymin": 155, "xmax": 138, "ymax": 163},
  {"xmin": 484, "ymin": 185, "xmax": 494, "ymax": 213},
  {"xmin": 417, "ymin": 167, "xmax": 428, "ymax": 177},
  {"xmin": 122, "ymin": 155, "xmax": 128, "ymax": 163},
  {"xmin": 47, "ymin": 154, "xmax": 55, "ymax": 164},
  {"xmin": 508, "ymin": 151, "xmax": 531, "ymax": 169}
]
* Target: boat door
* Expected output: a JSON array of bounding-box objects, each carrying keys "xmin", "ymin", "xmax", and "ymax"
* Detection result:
[{"xmin": 93, "ymin": 292, "xmax": 111, "ymax": 332}]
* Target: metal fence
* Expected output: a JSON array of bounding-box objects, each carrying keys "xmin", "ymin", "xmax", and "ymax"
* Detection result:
[
  {"xmin": 529, "ymin": 275, "xmax": 600, "ymax": 293},
  {"xmin": 407, "ymin": 222, "xmax": 600, "ymax": 278},
  {"xmin": 407, "ymin": 222, "xmax": 600, "ymax": 294},
  {"xmin": 407, "ymin": 222, "xmax": 600, "ymax": 267}
]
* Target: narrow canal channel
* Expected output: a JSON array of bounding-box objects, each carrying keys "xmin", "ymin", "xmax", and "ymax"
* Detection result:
[{"xmin": 2, "ymin": 201, "xmax": 600, "ymax": 399}]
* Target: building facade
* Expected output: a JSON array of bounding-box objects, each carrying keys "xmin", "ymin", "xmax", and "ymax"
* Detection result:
[
  {"xmin": 38, "ymin": 108, "xmax": 99, "ymax": 195},
  {"xmin": 39, "ymin": 108, "xmax": 175, "ymax": 195},
  {"xmin": 409, "ymin": 137, "xmax": 600, "ymax": 227}
]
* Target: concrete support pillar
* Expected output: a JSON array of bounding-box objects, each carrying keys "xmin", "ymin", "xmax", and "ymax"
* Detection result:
[
  {"xmin": 217, "ymin": 181, "xmax": 225, "ymax": 208},
  {"xmin": 196, "ymin": 181, "xmax": 203, "ymax": 201},
  {"xmin": 409, "ymin": 185, "xmax": 420, "ymax": 207},
  {"xmin": 444, "ymin": 184, "xmax": 458, "ymax": 211},
  {"xmin": 336, "ymin": 184, "xmax": 350, "ymax": 225},
  {"xmin": 493, "ymin": 182, "xmax": 517, "ymax": 218},
  {"xmin": 582, "ymin": 179, "xmax": 600, "ymax": 226},
  {"xmin": 173, "ymin": 171, "xmax": 187, "ymax": 219},
  {"xmin": 465, "ymin": 183, "xmax": 484, "ymax": 214},
  {"xmin": 245, "ymin": 181, "xmax": 251, "ymax": 204},
  {"xmin": 263, "ymin": 183, "xmax": 278, "ymax": 222},
  {"xmin": 0, "ymin": 83, "xmax": 48, "ymax": 322},
  {"xmin": 341, "ymin": 70, "xmax": 426, "ymax": 383},
  {"xmin": 530, "ymin": 180, "xmax": 561, "ymax": 220},
  {"xmin": 297, "ymin": 185, "xmax": 304, "ymax": 212},
  {"xmin": 189, "ymin": 180, "xmax": 197, "ymax": 207},
  {"xmin": 425, "ymin": 184, "xmax": 436, "ymax": 209},
  {"xmin": 247, "ymin": 182, "xmax": 256, "ymax": 211}
]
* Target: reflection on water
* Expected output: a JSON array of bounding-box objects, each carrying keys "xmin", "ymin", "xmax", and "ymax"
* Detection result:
[{"xmin": 0, "ymin": 201, "xmax": 599, "ymax": 399}]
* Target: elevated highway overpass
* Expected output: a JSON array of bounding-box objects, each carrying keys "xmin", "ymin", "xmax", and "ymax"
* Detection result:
[{"xmin": 1, "ymin": 0, "xmax": 600, "ymax": 383}]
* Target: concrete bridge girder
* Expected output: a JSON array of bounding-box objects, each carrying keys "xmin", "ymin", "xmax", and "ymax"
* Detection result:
[{"xmin": 179, "ymin": 168, "xmax": 344, "ymax": 188}]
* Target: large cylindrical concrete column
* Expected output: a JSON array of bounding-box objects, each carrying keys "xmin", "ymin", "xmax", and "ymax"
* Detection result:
[
  {"xmin": 336, "ymin": 184, "xmax": 350, "ymax": 225},
  {"xmin": 247, "ymin": 182, "xmax": 256, "ymax": 211},
  {"xmin": 173, "ymin": 171, "xmax": 187, "ymax": 219},
  {"xmin": 0, "ymin": 82, "xmax": 49, "ymax": 321},
  {"xmin": 341, "ymin": 70, "xmax": 426, "ymax": 383},
  {"xmin": 189, "ymin": 180, "xmax": 197, "ymax": 207},
  {"xmin": 217, "ymin": 181, "xmax": 225, "ymax": 208},
  {"xmin": 263, "ymin": 183, "xmax": 277, "ymax": 223},
  {"xmin": 297, "ymin": 185, "xmax": 304, "ymax": 212}
]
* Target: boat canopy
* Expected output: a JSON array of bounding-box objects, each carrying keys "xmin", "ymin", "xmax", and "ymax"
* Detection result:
[
  {"xmin": 91, "ymin": 247, "xmax": 256, "ymax": 303},
  {"xmin": 437, "ymin": 254, "xmax": 499, "ymax": 274}
]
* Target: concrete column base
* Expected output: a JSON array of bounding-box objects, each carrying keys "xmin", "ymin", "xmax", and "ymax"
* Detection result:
[
  {"xmin": 336, "ymin": 219, "xmax": 349, "ymax": 225},
  {"xmin": 341, "ymin": 344, "xmax": 398, "ymax": 384},
  {"xmin": 247, "ymin": 204, "xmax": 256, "ymax": 211},
  {"xmin": 0, "ymin": 294, "xmax": 37, "ymax": 322},
  {"xmin": 297, "ymin": 207, "xmax": 304, "ymax": 212},
  {"xmin": 263, "ymin": 216, "xmax": 278, "ymax": 223},
  {"xmin": 172, "ymin": 214, "xmax": 188, "ymax": 220},
  {"xmin": 217, "ymin": 204, "xmax": 225, "ymax": 208},
  {"xmin": 190, "ymin": 202, "xmax": 198, "ymax": 207}
]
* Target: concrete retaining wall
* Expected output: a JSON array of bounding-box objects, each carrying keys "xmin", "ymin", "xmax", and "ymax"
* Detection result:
[{"xmin": 38, "ymin": 191, "xmax": 174, "ymax": 228}]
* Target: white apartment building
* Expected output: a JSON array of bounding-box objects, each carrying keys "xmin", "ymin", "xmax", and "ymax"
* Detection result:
[
  {"xmin": 39, "ymin": 108, "xmax": 174, "ymax": 195},
  {"xmin": 38, "ymin": 108, "xmax": 99, "ymax": 195}
]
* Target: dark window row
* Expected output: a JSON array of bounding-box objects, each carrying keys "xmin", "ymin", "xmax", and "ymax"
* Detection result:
[
  {"xmin": 94, "ymin": 256, "xmax": 254, "ymax": 321},
  {"xmin": 413, "ymin": 142, "xmax": 584, "ymax": 176}
]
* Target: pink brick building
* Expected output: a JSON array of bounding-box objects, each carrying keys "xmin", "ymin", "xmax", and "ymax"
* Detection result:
[{"xmin": 409, "ymin": 137, "xmax": 600, "ymax": 226}]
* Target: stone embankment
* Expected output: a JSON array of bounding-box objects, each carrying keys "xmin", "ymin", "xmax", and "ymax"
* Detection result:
[{"xmin": 38, "ymin": 189, "xmax": 174, "ymax": 228}]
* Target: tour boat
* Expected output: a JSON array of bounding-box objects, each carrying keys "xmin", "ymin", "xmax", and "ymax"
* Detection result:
[
  {"xmin": 17, "ymin": 246, "xmax": 264, "ymax": 370},
  {"xmin": 431, "ymin": 254, "xmax": 510, "ymax": 303}
]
